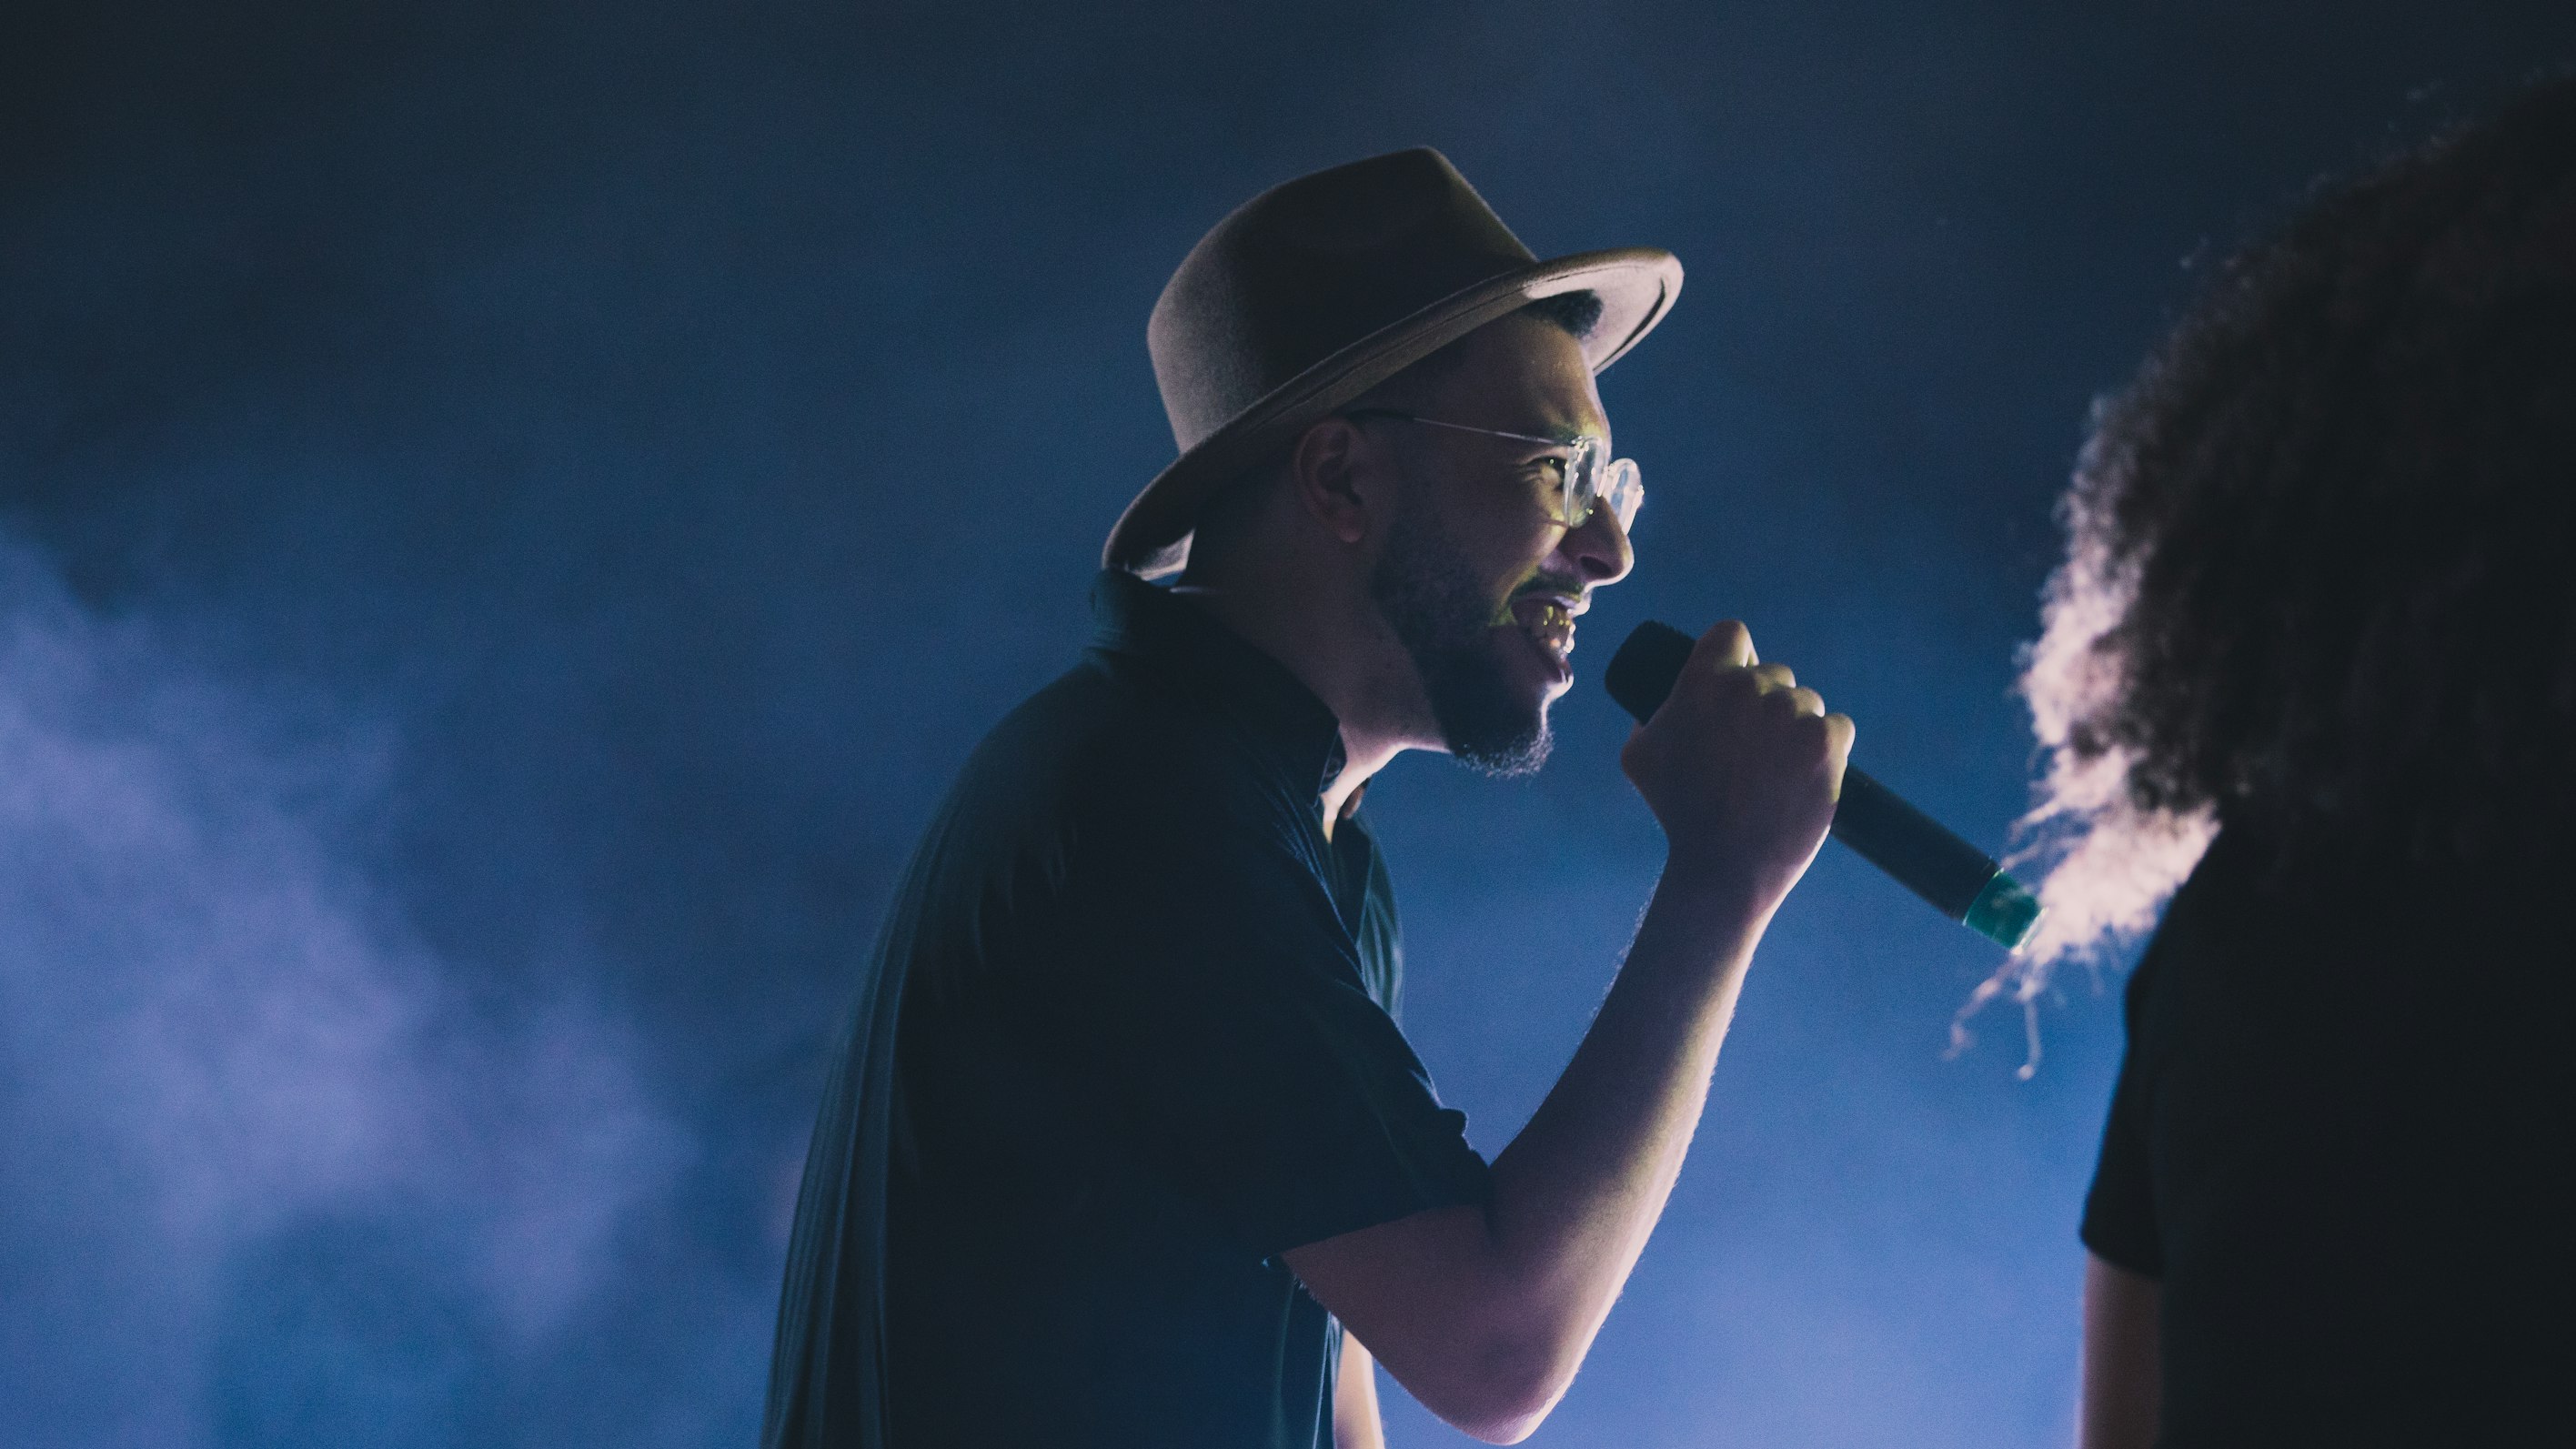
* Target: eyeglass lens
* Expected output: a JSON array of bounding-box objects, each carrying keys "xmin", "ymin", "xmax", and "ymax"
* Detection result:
[{"xmin": 1563, "ymin": 444, "xmax": 1643, "ymax": 531}]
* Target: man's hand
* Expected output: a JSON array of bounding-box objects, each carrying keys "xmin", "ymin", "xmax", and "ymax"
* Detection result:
[
  {"xmin": 1283, "ymin": 622, "xmax": 1852, "ymax": 1444},
  {"xmin": 1619, "ymin": 620, "xmax": 1852, "ymax": 912}
]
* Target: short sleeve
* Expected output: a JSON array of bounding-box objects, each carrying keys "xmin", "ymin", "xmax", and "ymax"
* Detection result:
[
  {"xmin": 2080, "ymin": 947, "xmax": 2164, "ymax": 1277},
  {"xmin": 1011, "ymin": 755, "xmax": 1490, "ymax": 1259}
]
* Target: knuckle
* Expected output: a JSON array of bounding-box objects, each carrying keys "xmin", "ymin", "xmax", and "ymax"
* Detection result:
[{"xmin": 1700, "ymin": 619, "xmax": 1754, "ymax": 667}]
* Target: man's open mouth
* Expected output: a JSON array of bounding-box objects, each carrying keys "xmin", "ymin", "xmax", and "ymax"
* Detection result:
[{"xmin": 1507, "ymin": 596, "xmax": 1577, "ymax": 665}]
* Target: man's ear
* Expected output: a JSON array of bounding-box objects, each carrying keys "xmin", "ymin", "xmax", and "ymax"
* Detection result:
[{"xmin": 1286, "ymin": 417, "xmax": 1376, "ymax": 547}]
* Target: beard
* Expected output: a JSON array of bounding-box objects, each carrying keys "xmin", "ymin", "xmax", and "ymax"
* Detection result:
[{"xmin": 1368, "ymin": 498, "xmax": 1554, "ymax": 777}]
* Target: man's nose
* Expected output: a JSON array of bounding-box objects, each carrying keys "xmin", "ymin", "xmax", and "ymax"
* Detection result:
[{"xmin": 1557, "ymin": 503, "xmax": 1634, "ymax": 587}]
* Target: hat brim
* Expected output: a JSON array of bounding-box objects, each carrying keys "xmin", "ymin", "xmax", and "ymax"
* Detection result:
[{"xmin": 1103, "ymin": 247, "xmax": 1684, "ymax": 577}]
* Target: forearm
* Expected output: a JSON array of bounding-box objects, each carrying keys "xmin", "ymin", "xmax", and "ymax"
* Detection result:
[
  {"xmin": 1288, "ymin": 858, "xmax": 1779, "ymax": 1442},
  {"xmin": 2078, "ymin": 1253, "xmax": 2161, "ymax": 1449},
  {"xmin": 1333, "ymin": 1333, "xmax": 1386, "ymax": 1449},
  {"xmin": 1478, "ymin": 860, "xmax": 1773, "ymax": 1375}
]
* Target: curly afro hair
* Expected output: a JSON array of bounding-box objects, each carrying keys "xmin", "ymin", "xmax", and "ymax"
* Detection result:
[{"xmin": 2016, "ymin": 75, "xmax": 2576, "ymax": 969}]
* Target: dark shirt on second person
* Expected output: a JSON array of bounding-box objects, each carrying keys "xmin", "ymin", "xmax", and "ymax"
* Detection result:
[{"xmin": 2083, "ymin": 823, "xmax": 2573, "ymax": 1446}]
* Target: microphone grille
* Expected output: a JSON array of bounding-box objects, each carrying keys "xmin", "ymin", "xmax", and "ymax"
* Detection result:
[{"xmin": 1604, "ymin": 620, "xmax": 1696, "ymax": 723}]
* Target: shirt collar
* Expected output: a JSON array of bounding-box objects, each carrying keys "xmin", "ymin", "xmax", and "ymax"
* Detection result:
[{"xmin": 1088, "ymin": 569, "xmax": 1348, "ymax": 800}]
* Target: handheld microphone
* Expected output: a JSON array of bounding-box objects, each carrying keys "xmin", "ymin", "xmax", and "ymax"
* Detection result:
[{"xmin": 1603, "ymin": 620, "xmax": 2043, "ymax": 952}]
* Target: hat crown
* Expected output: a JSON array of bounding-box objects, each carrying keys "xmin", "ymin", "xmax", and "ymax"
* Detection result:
[{"xmin": 1149, "ymin": 149, "xmax": 1537, "ymax": 451}]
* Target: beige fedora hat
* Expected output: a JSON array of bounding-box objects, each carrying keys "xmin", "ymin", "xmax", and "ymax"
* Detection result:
[{"xmin": 1105, "ymin": 147, "xmax": 1683, "ymax": 576}]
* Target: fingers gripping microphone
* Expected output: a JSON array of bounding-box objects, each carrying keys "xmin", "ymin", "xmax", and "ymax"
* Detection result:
[{"xmin": 1604, "ymin": 620, "xmax": 2044, "ymax": 952}]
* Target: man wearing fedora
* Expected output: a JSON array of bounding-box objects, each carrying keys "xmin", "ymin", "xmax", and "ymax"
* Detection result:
[{"xmin": 764, "ymin": 149, "xmax": 1850, "ymax": 1448}]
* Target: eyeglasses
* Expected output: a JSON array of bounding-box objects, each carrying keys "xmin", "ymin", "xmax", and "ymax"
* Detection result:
[{"xmin": 1341, "ymin": 408, "xmax": 1643, "ymax": 532}]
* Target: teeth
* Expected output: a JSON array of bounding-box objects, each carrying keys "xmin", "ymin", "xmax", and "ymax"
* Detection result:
[{"xmin": 1522, "ymin": 601, "xmax": 1575, "ymax": 658}]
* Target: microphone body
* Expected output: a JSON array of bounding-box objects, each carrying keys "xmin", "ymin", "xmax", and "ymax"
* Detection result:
[{"xmin": 1602, "ymin": 620, "xmax": 2042, "ymax": 951}]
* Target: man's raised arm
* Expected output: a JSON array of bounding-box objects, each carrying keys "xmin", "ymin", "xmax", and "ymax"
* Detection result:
[{"xmin": 1284, "ymin": 622, "xmax": 1851, "ymax": 1444}]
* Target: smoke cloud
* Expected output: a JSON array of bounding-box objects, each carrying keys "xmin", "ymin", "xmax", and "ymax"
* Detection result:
[{"xmin": 0, "ymin": 538, "xmax": 686, "ymax": 1448}]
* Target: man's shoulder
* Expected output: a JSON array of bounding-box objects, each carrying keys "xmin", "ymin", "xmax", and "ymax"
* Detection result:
[
  {"xmin": 970, "ymin": 649, "xmax": 1222, "ymax": 775},
  {"xmin": 895, "ymin": 653, "xmax": 1328, "ymax": 961},
  {"xmin": 944, "ymin": 651, "xmax": 1274, "ymax": 840}
]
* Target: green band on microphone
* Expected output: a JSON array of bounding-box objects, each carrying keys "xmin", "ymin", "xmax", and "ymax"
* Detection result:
[{"xmin": 1962, "ymin": 871, "xmax": 2045, "ymax": 953}]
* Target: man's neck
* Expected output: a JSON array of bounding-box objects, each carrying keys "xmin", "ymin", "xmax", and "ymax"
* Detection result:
[
  {"xmin": 1318, "ymin": 737, "xmax": 1398, "ymax": 840},
  {"xmin": 1168, "ymin": 579, "xmax": 1421, "ymax": 840}
]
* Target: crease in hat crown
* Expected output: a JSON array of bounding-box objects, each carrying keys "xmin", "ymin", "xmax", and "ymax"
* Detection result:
[{"xmin": 1106, "ymin": 147, "xmax": 1682, "ymax": 577}]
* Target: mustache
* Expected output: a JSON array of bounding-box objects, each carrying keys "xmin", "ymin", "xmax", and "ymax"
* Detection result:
[
  {"xmin": 1498, "ymin": 573, "xmax": 1590, "ymax": 618},
  {"xmin": 1513, "ymin": 572, "xmax": 1587, "ymax": 601}
]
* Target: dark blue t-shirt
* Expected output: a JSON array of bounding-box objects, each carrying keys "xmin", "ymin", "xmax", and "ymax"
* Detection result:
[
  {"xmin": 2082, "ymin": 825, "xmax": 2572, "ymax": 1445},
  {"xmin": 765, "ymin": 571, "xmax": 1492, "ymax": 1448}
]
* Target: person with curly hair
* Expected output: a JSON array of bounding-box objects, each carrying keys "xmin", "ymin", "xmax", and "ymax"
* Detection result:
[{"xmin": 2018, "ymin": 75, "xmax": 2576, "ymax": 1448}]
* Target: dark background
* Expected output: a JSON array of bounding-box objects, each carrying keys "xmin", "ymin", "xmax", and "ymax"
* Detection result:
[{"xmin": 4, "ymin": 4, "xmax": 2570, "ymax": 1445}]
